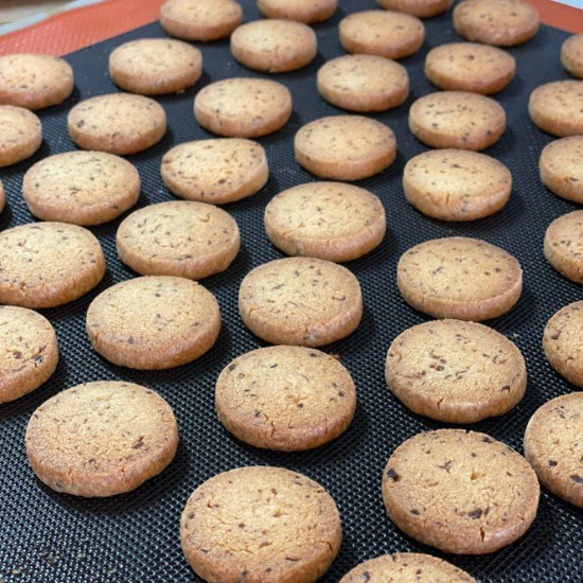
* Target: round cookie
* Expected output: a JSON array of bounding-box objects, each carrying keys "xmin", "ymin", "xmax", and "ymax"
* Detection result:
[
  {"xmin": 0, "ymin": 222, "xmax": 106, "ymax": 309},
  {"xmin": 294, "ymin": 115, "xmax": 397, "ymax": 181},
  {"xmin": 25, "ymin": 381, "xmax": 178, "ymax": 497},
  {"xmin": 230, "ymin": 19, "xmax": 317, "ymax": 73},
  {"xmin": 215, "ymin": 345, "xmax": 356, "ymax": 451},
  {"xmin": 0, "ymin": 105, "xmax": 42, "ymax": 167},
  {"xmin": 339, "ymin": 10, "xmax": 425, "ymax": 60},
  {"xmin": 0, "ymin": 53, "xmax": 74, "ymax": 110},
  {"xmin": 180, "ymin": 466, "xmax": 342, "ymax": 581},
  {"xmin": 561, "ymin": 34, "xmax": 583, "ymax": 79},
  {"xmin": 382, "ymin": 429, "xmax": 540, "ymax": 554},
  {"xmin": 539, "ymin": 136, "xmax": 583, "ymax": 203},
  {"xmin": 257, "ymin": 0, "xmax": 337, "ymax": 23},
  {"xmin": 402, "ymin": 149, "xmax": 512, "ymax": 221},
  {"xmin": 376, "ymin": 0, "xmax": 452, "ymax": 18},
  {"xmin": 109, "ymin": 38, "xmax": 203, "ymax": 95},
  {"xmin": 316, "ymin": 54, "xmax": 409, "ymax": 112},
  {"xmin": 194, "ymin": 77, "xmax": 292, "ymax": 138},
  {"xmin": 116, "ymin": 200, "xmax": 240, "ymax": 280},
  {"xmin": 524, "ymin": 393, "xmax": 583, "ymax": 507},
  {"xmin": 0, "ymin": 306, "xmax": 59, "ymax": 404},
  {"xmin": 385, "ymin": 319, "xmax": 527, "ymax": 423},
  {"xmin": 396, "ymin": 236, "xmax": 523, "ymax": 321},
  {"xmin": 408, "ymin": 91, "xmax": 506, "ymax": 150},
  {"xmin": 238, "ymin": 257, "xmax": 362, "ymax": 347},
  {"xmin": 264, "ymin": 181, "xmax": 386, "ymax": 262},
  {"xmin": 67, "ymin": 93, "xmax": 167, "ymax": 155},
  {"xmin": 22, "ymin": 150, "xmax": 140, "ymax": 226},
  {"xmin": 544, "ymin": 210, "xmax": 583, "ymax": 283}
]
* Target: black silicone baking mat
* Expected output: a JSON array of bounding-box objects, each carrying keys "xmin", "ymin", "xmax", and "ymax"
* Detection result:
[{"xmin": 1, "ymin": 0, "xmax": 582, "ymax": 581}]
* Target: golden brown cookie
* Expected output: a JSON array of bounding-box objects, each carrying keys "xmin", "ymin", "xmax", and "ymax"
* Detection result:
[
  {"xmin": 544, "ymin": 210, "xmax": 583, "ymax": 283},
  {"xmin": 0, "ymin": 105, "xmax": 42, "ymax": 167},
  {"xmin": 561, "ymin": 34, "xmax": 583, "ymax": 79},
  {"xmin": 539, "ymin": 136, "xmax": 583, "ymax": 203},
  {"xmin": 376, "ymin": 0, "xmax": 452, "ymax": 17},
  {"xmin": 257, "ymin": 0, "xmax": 337, "ymax": 23}
]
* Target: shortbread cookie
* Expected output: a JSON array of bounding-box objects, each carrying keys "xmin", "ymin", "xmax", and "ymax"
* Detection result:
[
  {"xmin": 22, "ymin": 151, "xmax": 140, "ymax": 225},
  {"xmin": 194, "ymin": 77, "xmax": 292, "ymax": 138},
  {"xmin": 294, "ymin": 115, "xmax": 396, "ymax": 181},
  {"xmin": 116, "ymin": 201, "xmax": 240, "ymax": 280},
  {"xmin": 26, "ymin": 381, "xmax": 178, "ymax": 497},
  {"xmin": 109, "ymin": 38, "xmax": 203, "ymax": 95},
  {"xmin": 524, "ymin": 393, "xmax": 583, "ymax": 507},
  {"xmin": 230, "ymin": 19, "xmax": 317, "ymax": 73},
  {"xmin": 0, "ymin": 53, "xmax": 74, "ymax": 110},
  {"xmin": 239, "ymin": 257, "xmax": 362, "ymax": 347},
  {"xmin": 339, "ymin": 10, "xmax": 425, "ymax": 60},
  {"xmin": 0, "ymin": 105, "xmax": 42, "ymax": 167},
  {"xmin": 561, "ymin": 34, "xmax": 583, "ymax": 79},
  {"xmin": 0, "ymin": 222, "xmax": 106, "ymax": 308},
  {"xmin": 257, "ymin": 0, "xmax": 337, "ymax": 23},
  {"xmin": 376, "ymin": 0, "xmax": 452, "ymax": 17},
  {"xmin": 397, "ymin": 236, "xmax": 522, "ymax": 321},
  {"xmin": 317, "ymin": 54, "xmax": 409, "ymax": 112},
  {"xmin": 215, "ymin": 345, "xmax": 356, "ymax": 450},
  {"xmin": 544, "ymin": 210, "xmax": 583, "ymax": 283},
  {"xmin": 382, "ymin": 429, "xmax": 540, "ymax": 554},
  {"xmin": 539, "ymin": 136, "xmax": 583, "ymax": 203},
  {"xmin": 424, "ymin": 42, "xmax": 516, "ymax": 94},
  {"xmin": 409, "ymin": 91, "xmax": 506, "ymax": 150},
  {"xmin": 264, "ymin": 182, "xmax": 386, "ymax": 262},
  {"xmin": 385, "ymin": 319, "xmax": 526, "ymax": 423},
  {"xmin": 453, "ymin": 0, "xmax": 539, "ymax": 46},
  {"xmin": 67, "ymin": 93, "xmax": 167, "ymax": 155},
  {"xmin": 0, "ymin": 306, "xmax": 59, "ymax": 404},
  {"xmin": 180, "ymin": 466, "xmax": 342, "ymax": 581},
  {"xmin": 403, "ymin": 149, "xmax": 512, "ymax": 221}
]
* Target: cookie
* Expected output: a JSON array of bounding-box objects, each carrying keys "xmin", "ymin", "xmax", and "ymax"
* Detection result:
[
  {"xmin": 316, "ymin": 54, "xmax": 409, "ymax": 112},
  {"xmin": 230, "ymin": 19, "xmax": 317, "ymax": 73},
  {"xmin": 215, "ymin": 345, "xmax": 356, "ymax": 451},
  {"xmin": 86, "ymin": 275, "xmax": 221, "ymax": 370},
  {"xmin": 408, "ymin": 91, "xmax": 506, "ymax": 150},
  {"xmin": 0, "ymin": 105, "xmax": 42, "ymax": 167},
  {"xmin": 180, "ymin": 466, "xmax": 342, "ymax": 581},
  {"xmin": 294, "ymin": 115, "xmax": 397, "ymax": 181},
  {"xmin": 376, "ymin": 0, "xmax": 452, "ymax": 18},
  {"xmin": 453, "ymin": 0, "xmax": 539, "ymax": 46},
  {"xmin": 0, "ymin": 306, "xmax": 59, "ymax": 404},
  {"xmin": 382, "ymin": 429, "xmax": 540, "ymax": 554},
  {"xmin": 25, "ymin": 381, "xmax": 178, "ymax": 497},
  {"xmin": 339, "ymin": 10, "xmax": 425, "ymax": 60},
  {"xmin": 397, "ymin": 236, "xmax": 522, "ymax": 321},
  {"xmin": 116, "ymin": 200, "xmax": 240, "ymax": 280},
  {"xmin": 109, "ymin": 38, "xmax": 203, "ymax": 95},
  {"xmin": 544, "ymin": 210, "xmax": 583, "ymax": 283},
  {"xmin": 264, "ymin": 181, "xmax": 386, "ymax": 262},
  {"xmin": 67, "ymin": 93, "xmax": 167, "ymax": 155},
  {"xmin": 539, "ymin": 136, "xmax": 583, "ymax": 203},
  {"xmin": 385, "ymin": 319, "xmax": 527, "ymax": 423},
  {"xmin": 194, "ymin": 77, "xmax": 292, "ymax": 138},
  {"xmin": 22, "ymin": 151, "xmax": 140, "ymax": 226},
  {"xmin": 402, "ymin": 149, "xmax": 512, "ymax": 221},
  {"xmin": 0, "ymin": 53, "xmax": 74, "ymax": 110},
  {"xmin": 0, "ymin": 222, "xmax": 106, "ymax": 309},
  {"xmin": 257, "ymin": 0, "xmax": 337, "ymax": 23},
  {"xmin": 424, "ymin": 42, "xmax": 516, "ymax": 95},
  {"xmin": 238, "ymin": 257, "xmax": 362, "ymax": 347},
  {"xmin": 561, "ymin": 34, "xmax": 583, "ymax": 79},
  {"xmin": 524, "ymin": 393, "xmax": 583, "ymax": 507}
]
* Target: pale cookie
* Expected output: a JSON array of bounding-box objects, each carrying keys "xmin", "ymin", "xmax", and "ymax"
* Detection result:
[
  {"xmin": 0, "ymin": 306, "xmax": 59, "ymax": 404},
  {"xmin": 376, "ymin": 0, "xmax": 452, "ymax": 18},
  {"xmin": 264, "ymin": 181, "xmax": 386, "ymax": 262},
  {"xmin": 0, "ymin": 105, "xmax": 42, "ymax": 167},
  {"xmin": 67, "ymin": 93, "xmax": 167, "ymax": 155},
  {"xmin": 294, "ymin": 115, "xmax": 397, "ymax": 181},
  {"xmin": 453, "ymin": 0, "xmax": 539, "ymax": 46},
  {"xmin": 539, "ymin": 136, "xmax": 583, "ymax": 203},
  {"xmin": 22, "ymin": 151, "xmax": 140, "ymax": 226},
  {"xmin": 180, "ymin": 466, "xmax": 342, "ymax": 582},
  {"xmin": 317, "ymin": 54, "xmax": 409, "ymax": 112},
  {"xmin": 257, "ymin": 0, "xmax": 337, "ymax": 23},
  {"xmin": 160, "ymin": 0, "xmax": 242, "ymax": 42},
  {"xmin": 238, "ymin": 257, "xmax": 362, "ymax": 347},
  {"xmin": 116, "ymin": 200, "xmax": 240, "ymax": 280},
  {"xmin": 0, "ymin": 222, "xmax": 106, "ymax": 309},
  {"xmin": 25, "ymin": 381, "xmax": 178, "ymax": 497},
  {"xmin": 86, "ymin": 275, "xmax": 220, "ymax": 370},
  {"xmin": 0, "ymin": 53, "xmax": 74, "ymax": 110},
  {"xmin": 382, "ymin": 429, "xmax": 540, "ymax": 554},
  {"xmin": 561, "ymin": 34, "xmax": 583, "ymax": 79},
  {"xmin": 194, "ymin": 77, "xmax": 292, "ymax": 138},
  {"xmin": 397, "ymin": 236, "xmax": 522, "ymax": 321},
  {"xmin": 230, "ymin": 19, "xmax": 317, "ymax": 73},
  {"xmin": 109, "ymin": 38, "xmax": 203, "ymax": 95},
  {"xmin": 215, "ymin": 345, "xmax": 356, "ymax": 450},
  {"xmin": 339, "ymin": 10, "xmax": 425, "ymax": 60},
  {"xmin": 524, "ymin": 393, "xmax": 583, "ymax": 507},
  {"xmin": 544, "ymin": 210, "xmax": 583, "ymax": 283},
  {"xmin": 402, "ymin": 149, "xmax": 512, "ymax": 221},
  {"xmin": 385, "ymin": 319, "xmax": 526, "ymax": 423}
]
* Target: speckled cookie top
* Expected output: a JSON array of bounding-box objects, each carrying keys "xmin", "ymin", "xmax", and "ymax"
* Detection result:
[
  {"xmin": 561, "ymin": 33, "xmax": 583, "ymax": 79},
  {"xmin": 0, "ymin": 104, "xmax": 42, "ymax": 167},
  {"xmin": 257, "ymin": 0, "xmax": 337, "ymax": 23},
  {"xmin": 539, "ymin": 135, "xmax": 583, "ymax": 203},
  {"xmin": 544, "ymin": 210, "xmax": 583, "ymax": 283}
]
